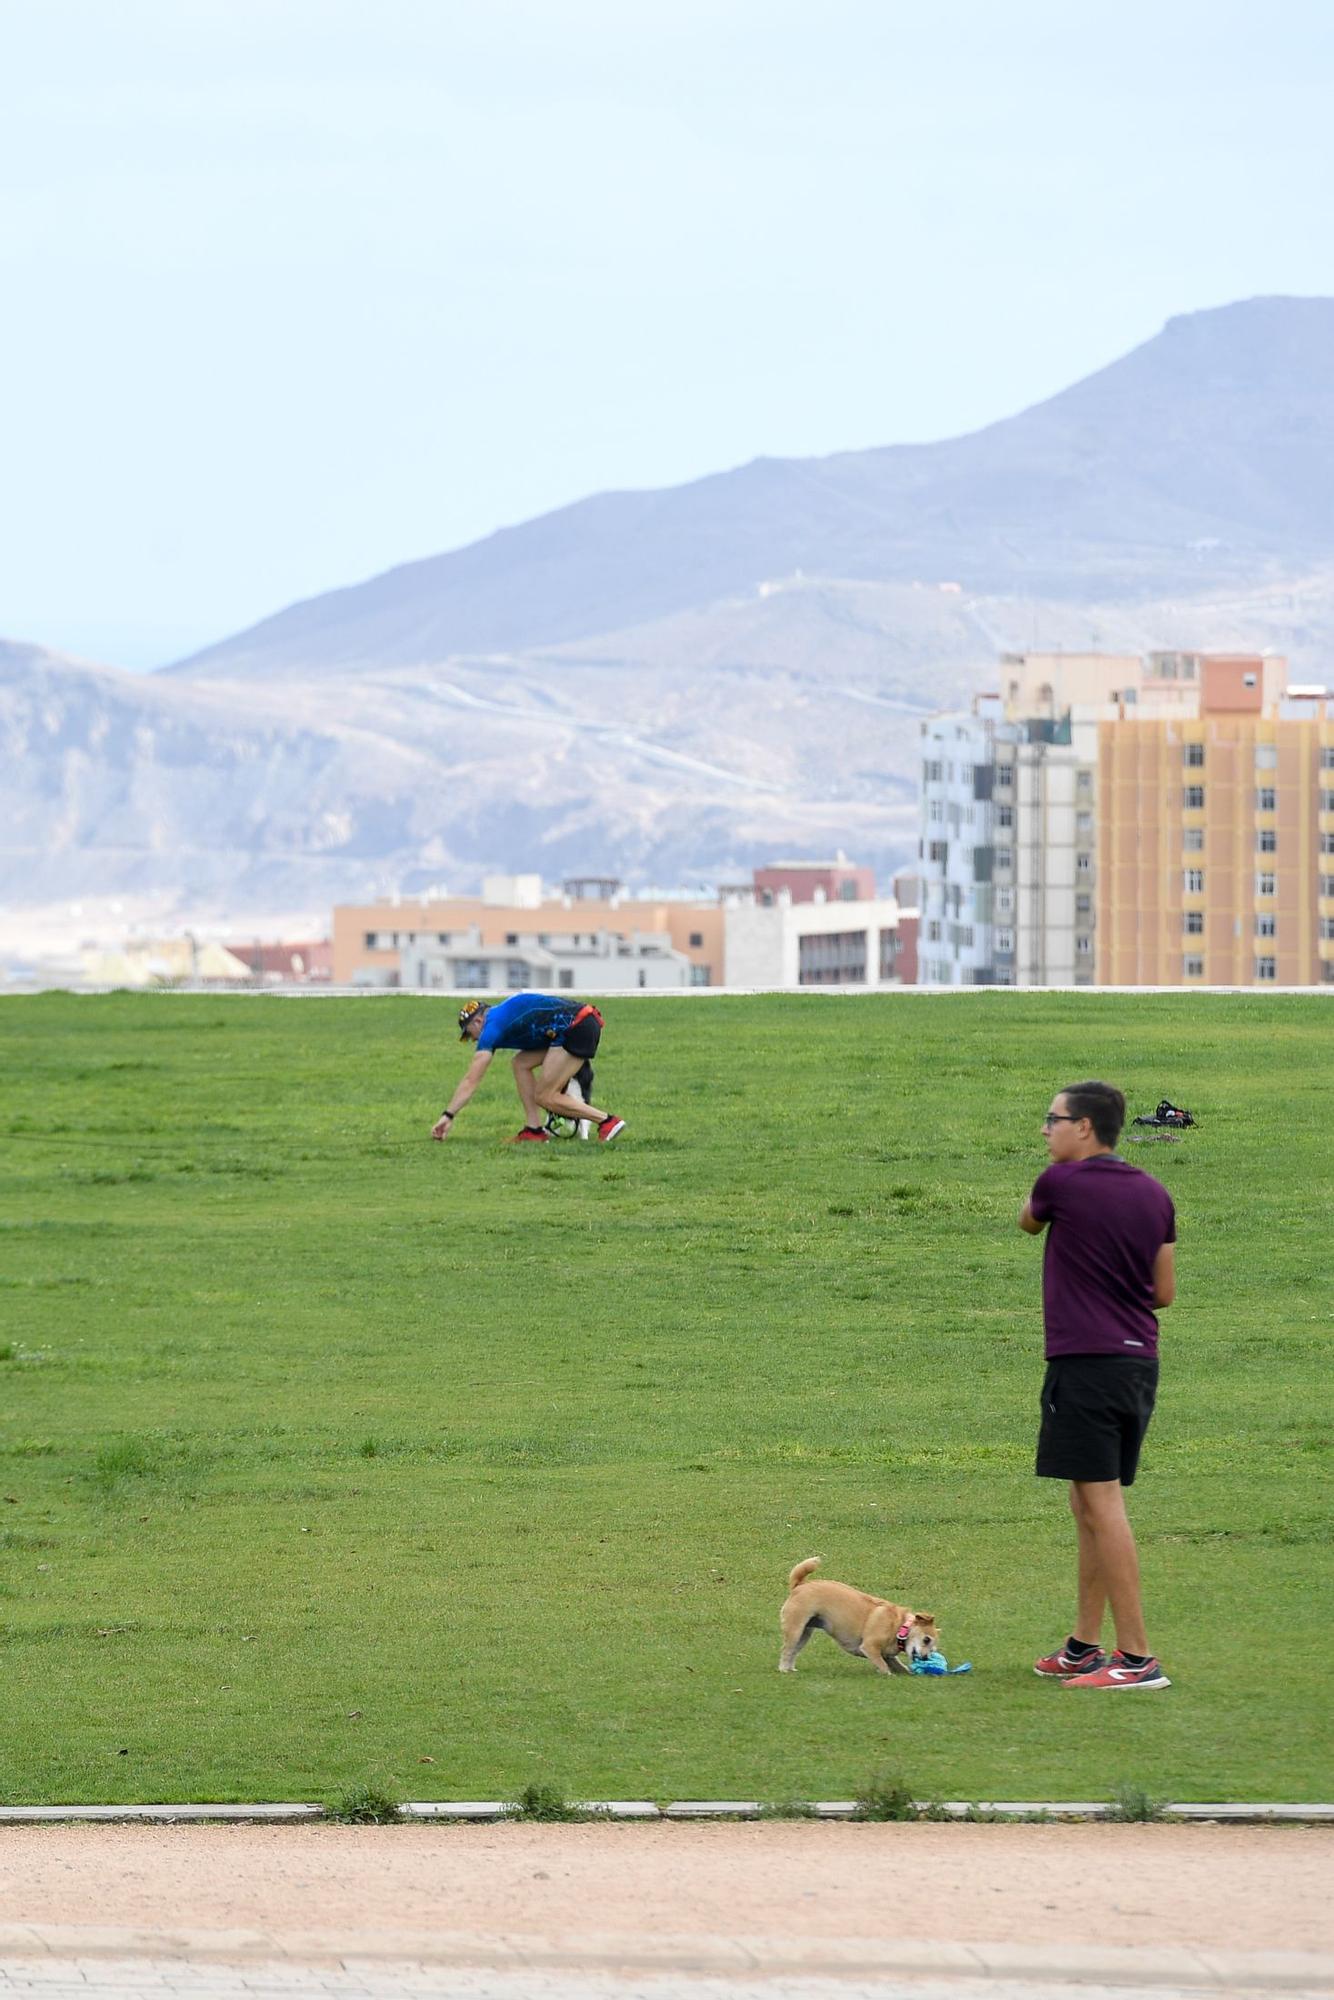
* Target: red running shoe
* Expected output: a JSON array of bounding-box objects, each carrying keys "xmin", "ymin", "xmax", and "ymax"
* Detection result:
[
  {"xmin": 1034, "ymin": 1643, "xmax": 1109, "ymax": 1679},
  {"xmin": 596, "ymin": 1115, "xmax": 626, "ymax": 1143},
  {"xmin": 1063, "ymin": 1650, "xmax": 1171, "ymax": 1690},
  {"xmin": 511, "ymin": 1126, "xmax": 551, "ymax": 1143}
]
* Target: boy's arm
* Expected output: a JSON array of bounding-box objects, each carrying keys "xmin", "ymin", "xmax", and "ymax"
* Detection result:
[
  {"xmin": 1152, "ymin": 1241, "xmax": 1176, "ymax": 1307},
  {"xmin": 1018, "ymin": 1200, "xmax": 1045, "ymax": 1234},
  {"xmin": 431, "ymin": 1049, "xmax": 493, "ymax": 1139}
]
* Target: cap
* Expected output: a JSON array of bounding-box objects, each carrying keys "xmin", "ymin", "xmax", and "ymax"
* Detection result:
[{"xmin": 458, "ymin": 998, "xmax": 486, "ymax": 1040}]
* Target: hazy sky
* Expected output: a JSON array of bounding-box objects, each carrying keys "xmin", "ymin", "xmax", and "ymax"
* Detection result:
[{"xmin": 3, "ymin": 0, "xmax": 1331, "ymax": 670}]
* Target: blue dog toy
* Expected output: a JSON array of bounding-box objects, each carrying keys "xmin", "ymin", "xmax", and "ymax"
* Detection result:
[{"xmin": 909, "ymin": 1653, "xmax": 972, "ymax": 1676}]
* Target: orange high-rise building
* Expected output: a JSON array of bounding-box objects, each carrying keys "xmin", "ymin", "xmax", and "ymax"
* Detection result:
[{"xmin": 1098, "ymin": 664, "xmax": 1333, "ymax": 986}]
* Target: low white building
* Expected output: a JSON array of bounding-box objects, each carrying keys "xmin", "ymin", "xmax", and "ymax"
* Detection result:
[
  {"xmin": 393, "ymin": 923, "xmax": 691, "ymax": 992},
  {"xmin": 722, "ymin": 893, "xmax": 913, "ymax": 989}
]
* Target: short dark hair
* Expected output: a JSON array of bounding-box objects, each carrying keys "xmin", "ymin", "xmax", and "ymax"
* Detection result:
[{"xmin": 1059, "ymin": 1080, "xmax": 1125, "ymax": 1148}]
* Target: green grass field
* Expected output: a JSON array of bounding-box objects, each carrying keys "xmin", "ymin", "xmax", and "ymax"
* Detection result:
[{"xmin": 0, "ymin": 990, "xmax": 1329, "ymax": 1808}]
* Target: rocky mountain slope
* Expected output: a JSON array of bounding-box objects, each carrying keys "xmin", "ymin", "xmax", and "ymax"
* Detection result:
[{"xmin": 4, "ymin": 298, "xmax": 1332, "ymax": 920}]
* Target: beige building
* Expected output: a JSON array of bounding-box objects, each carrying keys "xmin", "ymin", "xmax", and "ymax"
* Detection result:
[
  {"xmin": 332, "ymin": 883, "xmax": 725, "ymax": 987},
  {"xmin": 1098, "ymin": 665, "xmax": 1334, "ymax": 987}
]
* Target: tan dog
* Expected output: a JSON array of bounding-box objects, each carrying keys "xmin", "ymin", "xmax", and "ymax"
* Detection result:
[{"xmin": 778, "ymin": 1557, "xmax": 939, "ymax": 1675}]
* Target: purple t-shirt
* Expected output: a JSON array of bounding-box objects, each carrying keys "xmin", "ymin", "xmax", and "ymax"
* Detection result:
[{"xmin": 1029, "ymin": 1155, "xmax": 1176, "ymax": 1360}]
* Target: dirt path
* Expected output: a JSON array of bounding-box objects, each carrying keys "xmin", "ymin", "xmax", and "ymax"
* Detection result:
[{"xmin": 0, "ymin": 1823, "xmax": 1328, "ymax": 1955}]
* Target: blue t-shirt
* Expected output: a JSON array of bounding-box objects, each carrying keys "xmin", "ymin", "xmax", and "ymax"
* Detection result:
[{"xmin": 476, "ymin": 992, "xmax": 578, "ymax": 1053}]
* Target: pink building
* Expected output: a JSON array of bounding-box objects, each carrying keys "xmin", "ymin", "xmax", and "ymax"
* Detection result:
[{"xmin": 752, "ymin": 856, "xmax": 877, "ymax": 905}]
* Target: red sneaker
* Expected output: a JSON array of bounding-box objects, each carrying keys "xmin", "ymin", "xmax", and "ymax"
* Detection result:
[
  {"xmin": 511, "ymin": 1127, "xmax": 551, "ymax": 1143},
  {"xmin": 597, "ymin": 1116, "xmax": 626, "ymax": 1143},
  {"xmin": 1034, "ymin": 1643, "xmax": 1109, "ymax": 1679},
  {"xmin": 1063, "ymin": 1650, "xmax": 1171, "ymax": 1690}
]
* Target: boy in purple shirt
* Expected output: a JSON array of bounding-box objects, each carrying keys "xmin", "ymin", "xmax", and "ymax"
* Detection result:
[{"xmin": 1019, "ymin": 1080, "xmax": 1176, "ymax": 1691}]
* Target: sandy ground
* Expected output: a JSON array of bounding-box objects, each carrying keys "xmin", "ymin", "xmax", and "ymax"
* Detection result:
[{"xmin": 0, "ymin": 1823, "xmax": 1328, "ymax": 1956}]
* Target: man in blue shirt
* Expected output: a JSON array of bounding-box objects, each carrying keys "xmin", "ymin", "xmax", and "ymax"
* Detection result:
[{"xmin": 430, "ymin": 993, "xmax": 626, "ymax": 1144}]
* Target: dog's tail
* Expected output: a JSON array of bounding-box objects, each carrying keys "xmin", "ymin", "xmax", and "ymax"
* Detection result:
[{"xmin": 788, "ymin": 1556, "xmax": 822, "ymax": 1590}]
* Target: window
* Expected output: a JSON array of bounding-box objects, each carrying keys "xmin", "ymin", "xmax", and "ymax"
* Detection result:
[
  {"xmin": 1321, "ymin": 746, "xmax": 1334, "ymax": 770},
  {"xmin": 1183, "ymin": 785, "xmax": 1205, "ymax": 810},
  {"xmin": 690, "ymin": 963, "xmax": 711, "ymax": 986},
  {"xmin": 996, "ymin": 763, "xmax": 1013, "ymax": 788},
  {"xmin": 1075, "ymin": 893, "xmax": 1092, "ymax": 915},
  {"xmin": 1076, "ymin": 812, "xmax": 1093, "ymax": 835},
  {"xmin": 437, "ymin": 932, "xmax": 452, "ymax": 945},
  {"xmin": 926, "ymin": 919, "xmax": 942, "ymax": 942},
  {"xmin": 1256, "ymin": 787, "xmax": 1277, "ymax": 812},
  {"xmin": 506, "ymin": 959, "xmax": 528, "ymax": 987},
  {"xmin": 1257, "ymin": 828, "xmax": 1277, "ymax": 853},
  {"xmin": 1255, "ymin": 914, "xmax": 1276, "ymax": 938},
  {"xmin": 1184, "ymin": 869, "xmax": 1204, "ymax": 894},
  {"xmin": 455, "ymin": 958, "xmax": 491, "ymax": 988},
  {"xmin": 878, "ymin": 929, "xmax": 902, "ymax": 980},
  {"xmin": 504, "ymin": 932, "xmax": 518, "ymax": 946},
  {"xmin": 1183, "ymin": 956, "xmax": 1204, "ymax": 978},
  {"xmin": 928, "ymin": 840, "xmax": 948, "ymax": 865},
  {"xmin": 1183, "ymin": 827, "xmax": 1204, "ymax": 853},
  {"xmin": 995, "ymin": 888, "xmax": 1013, "ymax": 914},
  {"xmin": 1322, "ymin": 833, "xmax": 1334, "ymax": 855},
  {"xmin": 689, "ymin": 931, "xmax": 703, "ymax": 948},
  {"xmin": 1257, "ymin": 872, "xmax": 1276, "ymax": 898},
  {"xmin": 928, "ymin": 798, "xmax": 944, "ymax": 822},
  {"xmin": 1076, "ymin": 935, "xmax": 1092, "ymax": 956},
  {"xmin": 798, "ymin": 930, "xmax": 867, "ymax": 985},
  {"xmin": 997, "ymin": 804, "xmax": 1014, "ymax": 828},
  {"xmin": 1255, "ymin": 956, "xmax": 1277, "ymax": 981},
  {"xmin": 995, "ymin": 929, "xmax": 1013, "ymax": 953},
  {"xmin": 1183, "ymin": 910, "xmax": 1204, "ymax": 935},
  {"xmin": 839, "ymin": 880, "xmax": 858, "ymax": 900},
  {"xmin": 1184, "ymin": 742, "xmax": 1205, "ymax": 767},
  {"xmin": 1322, "ymin": 791, "xmax": 1334, "ymax": 812},
  {"xmin": 559, "ymin": 967, "xmax": 575, "ymax": 989},
  {"xmin": 925, "ymin": 759, "xmax": 943, "ymax": 783},
  {"xmin": 1076, "ymin": 853, "xmax": 1092, "ymax": 874},
  {"xmin": 1322, "ymin": 876, "xmax": 1334, "ymax": 898},
  {"xmin": 1076, "ymin": 768, "xmax": 1093, "ymax": 793},
  {"xmin": 1255, "ymin": 744, "xmax": 1278, "ymax": 770},
  {"xmin": 1322, "ymin": 917, "xmax": 1334, "ymax": 941},
  {"xmin": 1243, "ymin": 671, "xmax": 1257, "ymax": 688},
  {"xmin": 994, "ymin": 847, "xmax": 1012, "ymax": 870}
]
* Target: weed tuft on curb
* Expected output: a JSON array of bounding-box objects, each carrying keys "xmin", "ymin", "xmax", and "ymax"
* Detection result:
[
  {"xmin": 1108, "ymin": 1781, "xmax": 1174, "ymax": 1823},
  {"xmin": 325, "ymin": 1781, "xmax": 402, "ymax": 1824},
  {"xmin": 508, "ymin": 1781, "xmax": 593, "ymax": 1823},
  {"xmin": 852, "ymin": 1771, "xmax": 935, "ymax": 1822}
]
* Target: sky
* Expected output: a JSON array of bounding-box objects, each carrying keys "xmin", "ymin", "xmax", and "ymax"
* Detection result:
[{"xmin": 2, "ymin": 0, "xmax": 1332, "ymax": 670}]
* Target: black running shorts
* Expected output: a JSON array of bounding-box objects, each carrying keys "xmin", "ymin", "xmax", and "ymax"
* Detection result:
[
  {"xmin": 560, "ymin": 1006, "xmax": 602, "ymax": 1060},
  {"xmin": 1036, "ymin": 1356, "xmax": 1159, "ymax": 1487}
]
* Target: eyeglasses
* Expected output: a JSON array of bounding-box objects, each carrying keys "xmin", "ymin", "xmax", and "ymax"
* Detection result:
[{"xmin": 1041, "ymin": 1113, "xmax": 1082, "ymax": 1128}]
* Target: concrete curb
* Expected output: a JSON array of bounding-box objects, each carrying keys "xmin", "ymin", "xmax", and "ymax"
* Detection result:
[
  {"xmin": 0, "ymin": 1923, "xmax": 1330, "ymax": 1989},
  {"xmin": 0, "ymin": 1799, "xmax": 1330, "ymax": 1825}
]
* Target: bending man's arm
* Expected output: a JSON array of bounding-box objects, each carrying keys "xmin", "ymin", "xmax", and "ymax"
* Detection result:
[
  {"xmin": 431, "ymin": 1049, "xmax": 494, "ymax": 1139},
  {"xmin": 1152, "ymin": 1241, "xmax": 1176, "ymax": 1308}
]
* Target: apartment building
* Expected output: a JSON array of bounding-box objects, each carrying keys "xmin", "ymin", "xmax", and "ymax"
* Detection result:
[
  {"xmin": 399, "ymin": 924, "xmax": 691, "ymax": 992},
  {"xmin": 722, "ymin": 885, "xmax": 916, "ymax": 988},
  {"xmin": 1099, "ymin": 667, "xmax": 1334, "ymax": 986},
  {"xmin": 333, "ymin": 880, "xmax": 724, "ymax": 987},
  {"xmin": 920, "ymin": 651, "xmax": 1332, "ymax": 986}
]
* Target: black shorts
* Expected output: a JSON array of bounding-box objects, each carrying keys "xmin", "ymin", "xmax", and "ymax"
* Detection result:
[
  {"xmin": 560, "ymin": 1006, "xmax": 602, "ymax": 1060},
  {"xmin": 1036, "ymin": 1356, "xmax": 1159, "ymax": 1487}
]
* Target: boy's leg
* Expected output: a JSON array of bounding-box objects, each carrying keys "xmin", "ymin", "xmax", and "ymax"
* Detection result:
[
  {"xmin": 1069, "ymin": 1483, "xmax": 1108, "ymax": 1646},
  {"xmin": 1073, "ymin": 1479, "xmax": 1150, "ymax": 1657},
  {"xmin": 511, "ymin": 1050, "xmax": 546, "ymax": 1128},
  {"xmin": 535, "ymin": 1046, "xmax": 610, "ymax": 1125}
]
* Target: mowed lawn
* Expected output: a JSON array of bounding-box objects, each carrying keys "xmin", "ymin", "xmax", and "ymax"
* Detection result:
[{"xmin": 0, "ymin": 990, "xmax": 1329, "ymax": 1808}]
